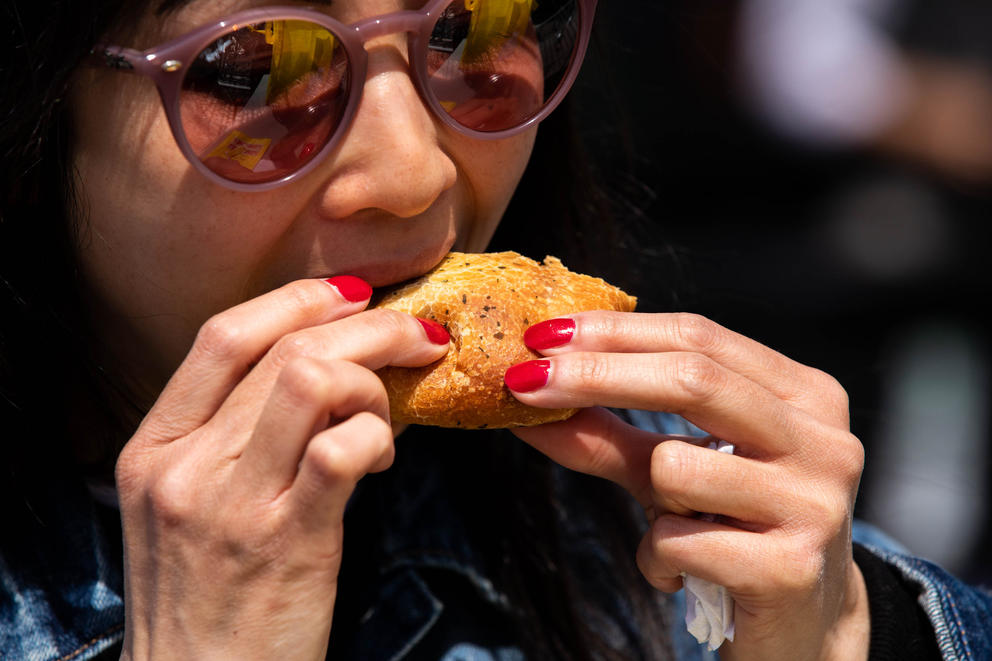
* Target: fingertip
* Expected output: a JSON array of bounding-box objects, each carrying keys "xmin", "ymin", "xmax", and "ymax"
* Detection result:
[
  {"xmin": 524, "ymin": 317, "xmax": 576, "ymax": 351},
  {"xmin": 504, "ymin": 359, "xmax": 551, "ymax": 393},
  {"xmin": 416, "ymin": 317, "xmax": 450, "ymax": 345},
  {"xmin": 636, "ymin": 532, "xmax": 685, "ymax": 593},
  {"xmin": 656, "ymin": 576, "xmax": 686, "ymax": 594},
  {"xmin": 323, "ymin": 275, "xmax": 372, "ymax": 303}
]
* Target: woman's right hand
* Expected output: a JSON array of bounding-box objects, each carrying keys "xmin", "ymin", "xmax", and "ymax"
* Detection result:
[{"xmin": 114, "ymin": 277, "xmax": 450, "ymax": 661}]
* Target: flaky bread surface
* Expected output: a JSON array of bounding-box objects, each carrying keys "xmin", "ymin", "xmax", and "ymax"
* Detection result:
[{"xmin": 374, "ymin": 251, "xmax": 637, "ymax": 429}]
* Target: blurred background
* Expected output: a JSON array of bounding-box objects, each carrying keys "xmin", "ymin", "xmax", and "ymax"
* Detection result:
[{"xmin": 571, "ymin": 0, "xmax": 992, "ymax": 584}]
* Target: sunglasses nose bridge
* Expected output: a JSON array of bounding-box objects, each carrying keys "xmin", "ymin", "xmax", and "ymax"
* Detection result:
[{"xmin": 351, "ymin": 11, "xmax": 427, "ymax": 48}]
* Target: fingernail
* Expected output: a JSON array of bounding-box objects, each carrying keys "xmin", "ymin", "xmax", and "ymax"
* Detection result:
[
  {"xmin": 417, "ymin": 318, "xmax": 450, "ymax": 345},
  {"xmin": 524, "ymin": 318, "xmax": 576, "ymax": 351},
  {"xmin": 323, "ymin": 275, "xmax": 372, "ymax": 302},
  {"xmin": 504, "ymin": 360, "xmax": 551, "ymax": 392}
]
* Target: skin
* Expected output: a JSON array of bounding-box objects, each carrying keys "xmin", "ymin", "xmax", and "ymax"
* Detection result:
[
  {"xmin": 510, "ymin": 312, "xmax": 870, "ymax": 660},
  {"xmin": 68, "ymin": 1, "xmax": 869, "ymax": 659}
]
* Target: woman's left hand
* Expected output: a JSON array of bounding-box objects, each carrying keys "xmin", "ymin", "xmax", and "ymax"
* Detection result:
[{"xmin": 508, "ymin": 312, "xmax": 869, "ymax": 661}]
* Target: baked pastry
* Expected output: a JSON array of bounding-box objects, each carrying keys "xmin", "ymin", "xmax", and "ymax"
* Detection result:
[{"xmin": 374, "ymin": 251, "xmax": 637, "ymax": 429}]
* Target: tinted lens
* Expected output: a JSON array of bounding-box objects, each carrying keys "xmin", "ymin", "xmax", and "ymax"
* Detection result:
[
  {"xmin": 427, "ymin": 0, "xmax": 581, "ymax": 132},
  {"xmin": 179, "ymin": 20, "xmax": 350, "ymax": 185}
]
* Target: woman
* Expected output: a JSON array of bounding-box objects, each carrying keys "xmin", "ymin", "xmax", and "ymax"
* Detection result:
[{"xmin": 1, "ymin": 0, "xmax": 988, "ymax": 659}]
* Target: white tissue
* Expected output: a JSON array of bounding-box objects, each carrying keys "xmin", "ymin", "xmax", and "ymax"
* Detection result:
[
  {"xmin": 684, "ymin": 573, "xmax": 736, "ymax": 650},
  {"xmin": 683, "ymin": 440, "xmax": 736, "ymax": 650}
]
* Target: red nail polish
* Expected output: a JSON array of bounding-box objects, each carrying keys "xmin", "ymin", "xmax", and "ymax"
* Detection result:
[
  {"xmin": 524, "ymin": 318, "xmax": 576, "ymax": 351},
  {"xmin": 418, "ymin": 318, "xmax": 450, "ymax": 345},
  {"xmin": 323, "ymin": 275, "xmax": 372, "ymax": 302},
  {"xmin": 504, "ymin": 360, "xmax": 551, "ymax": 393}
]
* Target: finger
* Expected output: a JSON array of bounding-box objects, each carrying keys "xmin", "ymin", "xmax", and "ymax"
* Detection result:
[
  {"xmin": 506, "ymin": 351, "xmax": 832, "ymax": 458},
  {"xmin": 525, "ymin": 312, "xmax": 849, "ymax": 426},
  {"xmin": 649, "ymin": 440, "xmax": 789, "ymax": 524},
  {"xmin": 266, "ymin": 310, "xmax": 450, "ymax": 372},
  {"xmin": 235, "ymin": 358, "xmax": 389, "ymax": 491},
  {"xmin": 512, "ymin": 407, "xmax": 667, "ymax": 507},
  {"xmin": 636, "ymin": 514, "xmax": 805, "ymax": 599},
  {"xmin": 215, "ymin": 310, "xmax": 449, "ymax": 431},
  {"xmin": 141, "ymin": 277, "xmax": 372, "ymax": 443},
  {"xmin": 290, "ymin": 411, "xmax": 395, "ymax": 528}
]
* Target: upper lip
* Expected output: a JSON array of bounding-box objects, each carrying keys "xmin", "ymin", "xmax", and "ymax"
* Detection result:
[{"xmin": 326, "ymin": 241, "xmax": 455, "ymax": 289}]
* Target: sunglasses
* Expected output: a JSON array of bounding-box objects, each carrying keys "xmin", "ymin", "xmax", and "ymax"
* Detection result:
[{"xmin": 93, "ymin": 0, "xmax": 597, "ymax": 191}]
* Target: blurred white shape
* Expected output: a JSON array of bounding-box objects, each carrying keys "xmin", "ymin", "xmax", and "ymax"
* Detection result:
[
  {"xmin": 738, "ymin": 0, "xmax": 910, "ymax": 146},
  {"xmin": 864, "ymin": 321, "xmax": 989, "ymax": 573}
]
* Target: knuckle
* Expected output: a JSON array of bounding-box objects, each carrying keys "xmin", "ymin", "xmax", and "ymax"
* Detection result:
[
  {"xmin": 785, "ymin": 477, "xmax": 853, "ymax": 541},
  {"xmin": 270, "ymin": 330, "xmax": 316, "ymax": 366},
  {"xmin": 780, "ymin": 542, "xmax": 827, "ymax": 594},
  {"xmin": 804, "ymin": 496, "xmax": 844, "ymax": 537},
  {"xmin": 589, "ymin": 310, "xmax": 623, "ymax": 340},
  {"xmin": 811, "ymin": 429, "xmax": 865, "ymax": 486},
  {"xmin": 837, "ymin": 432, "xmax": 866, "ymax": 481},
  {"xmin": 281, "ymin": 279, "xmax": 328, "ymax": 313},
  {"xmin": 305, "ymin": 414, "xmax": 396, "ymax": 481},
  {"xmin": 194, "ymin": 314, "xmax": 247, "ymax": 362},
  {"xmin": 651, "ymin": 442, "xmax": 695, "ymax": 496},
  {"xmin": 305, "ymin": 442, "xmax": 350, "ymax": 482},
  {"xmin": 670, "ymin": 352, "xmax": 723, "ymax": 400},
  {"xmin": 304, "ymin": 434, "xmax": 360, "ymax": 483},
  {"xmin": 823, "ymin": 500, "xmax": 854, "ymax": 541},
  {"xmin": 671, "ymin": 313, "xmax": 722, "ymax": 354},
  {"xmin": 277, "ymin": 357, "xmax": 337, "ymax": 406},
  {"xmin": 572, "ymin": 352, "xmax": 612, "ymax": 389},
  {"xmin": 145, "ymin": 467, "xmax": 195, "ymax": 528}
]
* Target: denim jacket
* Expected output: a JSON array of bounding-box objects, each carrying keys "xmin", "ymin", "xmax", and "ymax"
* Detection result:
[{"xmin": 2, "ymin": 412, "xmax": 990, "ymax": 660}]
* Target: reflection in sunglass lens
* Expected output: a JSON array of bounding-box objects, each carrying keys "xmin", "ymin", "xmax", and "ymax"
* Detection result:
[
  {"xmin": 427, "ymin": 0, "xmax": 581, "ymax": 132},
  {"xmin": 179, "ymin": 20, "xmax": 351, "ymax": 184}
]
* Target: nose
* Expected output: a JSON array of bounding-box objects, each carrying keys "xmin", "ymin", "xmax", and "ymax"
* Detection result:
[{"xmin": 312, "ymin": 42, "xmax": 458, "ymax": 219}]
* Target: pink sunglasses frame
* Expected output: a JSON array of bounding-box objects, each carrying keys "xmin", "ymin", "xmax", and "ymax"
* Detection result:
[{"xmin": 94, "ymin": 0, "xmax": 598, "ymax": 191}]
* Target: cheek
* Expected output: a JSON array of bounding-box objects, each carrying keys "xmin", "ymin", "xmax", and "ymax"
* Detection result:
[
  {"xmin": 458, "ymin": 129, "xmax": 537, "ymax": 251},
  {"xmin": 70, "ymin": 72, "xmax": 297, "ymax": 372},
  {"xmin": 72, "ymin": 74, "xmax": 191, "ymax": 314},
  {"xmin": 73, "ymin": 68, "xmax": 188, "ymax": 196}
]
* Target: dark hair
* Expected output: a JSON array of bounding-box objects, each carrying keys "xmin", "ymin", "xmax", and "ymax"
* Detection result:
[
  {"xmin": 0, "ymin": 0, "xmax": 142, "ymax": 511},
  {"xmin": 1, "ymin": 1, "xmax": 671, "ymax": 659}
]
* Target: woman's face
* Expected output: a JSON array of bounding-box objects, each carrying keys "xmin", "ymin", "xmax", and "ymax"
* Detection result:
[{"xmin": 70, "ymin": 0, "xmax": 537, "ymax": 402}]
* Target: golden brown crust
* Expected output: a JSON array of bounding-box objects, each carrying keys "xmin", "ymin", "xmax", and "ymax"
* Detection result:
[{"xmin": 373, "ymin": 251, "xmax": 637, "ymax": 429}]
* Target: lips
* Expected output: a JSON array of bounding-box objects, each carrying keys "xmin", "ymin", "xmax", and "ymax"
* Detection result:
[
  {"xmin": 287, "ymin": 198, "xmax": 468, "ymax": 291},
  {"xmin": 320, "ymin": 240, "xmax": 455, "ymax": 289}
]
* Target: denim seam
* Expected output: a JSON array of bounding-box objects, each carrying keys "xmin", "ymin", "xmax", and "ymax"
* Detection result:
[
  {"xmin": 59, "ymin": 622, "xmax": 124, "ymax": 661},
  {"xmin": 863, "ymin": 544, "xmax": 972, "ymax": 661}
]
